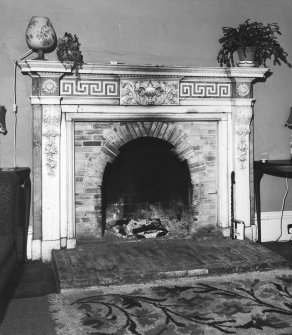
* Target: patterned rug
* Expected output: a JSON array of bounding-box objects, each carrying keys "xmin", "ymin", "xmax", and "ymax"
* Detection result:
[{"xmin": 49, "ymin": 269, "xmax": 292, "ymax": 335}]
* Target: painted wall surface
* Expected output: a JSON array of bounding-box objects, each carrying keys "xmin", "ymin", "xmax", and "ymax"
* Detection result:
[{"xmin": 1, "ymin": 0, "xmax": 292, "ymax": 214}]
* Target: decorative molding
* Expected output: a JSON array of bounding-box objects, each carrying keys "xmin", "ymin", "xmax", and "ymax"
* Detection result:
[
  {"xmin": 236, "ymin": 83, "xmax": 250, "ymax": 97},
  {"xmin": 42, "ymin": 106, "xmax": 61, "ymax": 177},
  {"xmin": 120, "ymin": 80, "xmax": 179, "ymax": 105},
  {"xmin": 60, "ymin": 79, "xmax": 119, "ymax": 97},
  {"xmin": 180, "ymin": 82, "xmax": 231, "ymax": 98},
  {"xmin": 235, "ymin": 106, "xmax": 253, "ymax": 169},
  {"xmin": 19, "ymin": 60, "xmax": 270, "ymax": 80},
  {"xmin": 30, "ymin": 96, "xmax": 63, "ymax": 105},
  {"xmin": 42, "ymin": 78, "xmax": 58, "ymax": 95}
]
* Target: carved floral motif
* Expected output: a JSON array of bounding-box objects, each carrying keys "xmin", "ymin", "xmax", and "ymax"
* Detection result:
[
  {"xmin": 237, "ymin": 83, "xmax": 250, "ymax": 97},
  {"xmin": 42, "ymin": 106, "xmax": 61, "ymax": 176},
  {"xmin": 235, "ymin": 106, "xmax": 253, "ymax": 169},
  {"xmin": 42, "ymin": 78, "xmax": 58, "ymax": 95},
  {"xmin": 121, "ymin": 80, "xmax": 179, "ymax": 105}
]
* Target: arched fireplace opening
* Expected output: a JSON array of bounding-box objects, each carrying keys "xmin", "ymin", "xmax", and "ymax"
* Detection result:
[{"xmin": 102, "ymin": 137, "xmax": 193, "ymax": 239}]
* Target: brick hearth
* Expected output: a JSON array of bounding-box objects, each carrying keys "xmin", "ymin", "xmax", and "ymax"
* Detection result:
[{"xmin": 52, "ymin": 237, "xmax": 289, "ymax": 290}]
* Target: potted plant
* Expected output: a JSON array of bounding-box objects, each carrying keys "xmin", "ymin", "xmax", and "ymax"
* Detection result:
[
  {"xmin": 217, "ymin": 19, "xmax": 291, "ymax": 67},
  {"xmin": 56, "ymin": 32, "xmax": 84, "ymax": 74}
]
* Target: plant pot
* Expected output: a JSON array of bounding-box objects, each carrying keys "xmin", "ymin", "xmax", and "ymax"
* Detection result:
[{"xmin": 237, "ymin": 47, "xmax": 257, "ymax": 67}]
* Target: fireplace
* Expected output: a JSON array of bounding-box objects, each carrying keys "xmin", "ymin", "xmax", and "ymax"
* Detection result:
[{"xmin": 19, "ymin": 61, "xmax": 268, "ymax": 260}]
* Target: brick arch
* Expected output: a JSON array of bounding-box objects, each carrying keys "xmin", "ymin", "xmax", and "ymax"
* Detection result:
[
  {"xmin": 94, "ymin": 121, "xmax": 205, "ymax": 185},
  {"xmin": 77, "ymin": 121, "xmax": 210, "ymax": 237}
]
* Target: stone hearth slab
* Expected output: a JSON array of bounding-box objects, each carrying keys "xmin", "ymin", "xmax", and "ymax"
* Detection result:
[{"xmin": 52, "ymin": 238, "xmax": 289, "ymax": 291}]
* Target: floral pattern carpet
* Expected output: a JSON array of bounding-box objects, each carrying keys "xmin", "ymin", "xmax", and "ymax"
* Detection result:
[{"xmin": 49, "ymin": 269, "xmax": 292, "ymax": 335}]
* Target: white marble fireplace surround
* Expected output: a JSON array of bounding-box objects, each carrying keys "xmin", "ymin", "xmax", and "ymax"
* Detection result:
[{"xmin": 19, "ymin": 61, "xmax": 268, "ymax": 261}]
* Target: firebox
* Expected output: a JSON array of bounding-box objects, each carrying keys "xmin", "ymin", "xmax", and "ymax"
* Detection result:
[
  {"xmin": 19, "ymin": 61, "xmax": 269, "ymax": 260},
  {"xmin": 103, "ymin": 137, "xmax": 192, "ymax": 239}
]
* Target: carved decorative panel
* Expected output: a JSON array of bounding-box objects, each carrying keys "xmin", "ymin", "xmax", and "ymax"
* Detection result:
[
  {"xmin": 60, "ymin": 79, "xmax": 119, "ymax": 97},
  {"xmin": 236, "ymin": 83, "xmax": 251, "ymax": 98},
  {"xmin": 41, "ymin": 78, "xmax": 58, "ymax": 95},
  {"xmin": 120, "ymin": 80, "xmax": 179, "ymax": 105},
  {"xmin": 180, "ymin": 82, "xmax": 231, "ymax": 98},
  {"xmin": 42, "ymin": 106, "xmax": 61, "ymax": 177},
  {"xmin": 235, "ymin": 106, "xmax": 253, "ymax": 169}
]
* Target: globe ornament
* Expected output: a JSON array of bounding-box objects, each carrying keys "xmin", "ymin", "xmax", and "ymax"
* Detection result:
[{"xmin": 25, "ymin": 16, "xmax": 57, "ymax": 60}]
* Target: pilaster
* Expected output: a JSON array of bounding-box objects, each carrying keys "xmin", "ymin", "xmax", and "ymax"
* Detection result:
[
  {"xmin": 233, "ymin": 101, "xmax": 254, "ymax": 227},
  {"xmin": 41, "ymin": 104, "xmax": 62, "ymax": 258}
]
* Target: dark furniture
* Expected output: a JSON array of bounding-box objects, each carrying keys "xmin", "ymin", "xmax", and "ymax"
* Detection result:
[
  {"xmin": 0, "ymin": 168, "xmax": 31, "ymax": 262},
  {"xmin": 254, "ymin": 160, "xmax": 292, "ymax": 243},
  {"xmin": 14, "ymin": 168, "xmax": 31, "ymax": 261},
  {"xmin": 0, "ymin": 171, "xmax": 18, "ymax": 294}
]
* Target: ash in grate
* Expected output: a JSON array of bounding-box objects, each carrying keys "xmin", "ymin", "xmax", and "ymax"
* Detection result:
[{"xmin": 112, "ymin": 218, "xmax": 168, "ymax": 239}]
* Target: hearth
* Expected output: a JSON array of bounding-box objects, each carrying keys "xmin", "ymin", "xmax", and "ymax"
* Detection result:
[{"xmin": 19, "ymin": 61, "xmax": 268, "ymax": 260}]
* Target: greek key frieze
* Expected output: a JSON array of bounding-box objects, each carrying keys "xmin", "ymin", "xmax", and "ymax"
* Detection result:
[
  {"xmin": 180, "ymin": 82, "xmax": 231, "ymax": 98},
  {"xmin": 60, "ymin": 79, "xmax": 119, "ymax": 97}
]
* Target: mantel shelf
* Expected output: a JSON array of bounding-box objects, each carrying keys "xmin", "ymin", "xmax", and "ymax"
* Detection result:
[{"xmin": 18, "ymin": 60, "xmax": 269, "ymax": 79}]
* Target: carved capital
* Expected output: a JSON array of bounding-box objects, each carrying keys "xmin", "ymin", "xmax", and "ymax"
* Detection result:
[
  {"xmin": 235, "ymin": 106, "xmax": 253, "ymax": 169},
  {"xmin": 121, "ymin": 80, "xmax": 179, "ymax": 105},
  {"xmin": 42, "ymin": 106, "xmax": 61, "ymax": 177}
]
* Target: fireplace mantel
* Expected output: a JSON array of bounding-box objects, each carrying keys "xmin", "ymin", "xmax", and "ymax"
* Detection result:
[
  {"xmin": 19, "ymin": 61, "xmax": 269, "ymax": 261},
  {"xmin": 20, "ymin": 60, "xmax": 268, "ymax": 104}
]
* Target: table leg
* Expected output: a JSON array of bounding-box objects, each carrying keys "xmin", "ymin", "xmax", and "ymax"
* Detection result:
[{"xmin": 254, "ymin": 169, "xmax": 263, "ymax": 243}]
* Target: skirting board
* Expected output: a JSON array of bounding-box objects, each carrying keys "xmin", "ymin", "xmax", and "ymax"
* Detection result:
[{"xmin": 255, "ymin": 211, "xmax": 292, "ymax": 242}]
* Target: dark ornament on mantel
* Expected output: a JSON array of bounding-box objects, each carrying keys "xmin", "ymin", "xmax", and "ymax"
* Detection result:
[
  {"xmin": 0, "ymin": 106, "xmax": 7, "ymax": 135},
  {"xmin": 56, "ymin": 33, "xmax": 84, "ymax": 75}
]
